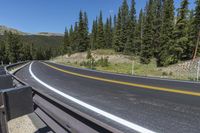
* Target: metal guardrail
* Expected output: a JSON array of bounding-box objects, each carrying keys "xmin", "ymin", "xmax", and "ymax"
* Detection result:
[
  {"xmin": 4, "ymin": 62, "xmax": 123, "ymax": 133},
  {"xmin": 0, "ymin": 63, "xmax": 33, "ymax": 133}
]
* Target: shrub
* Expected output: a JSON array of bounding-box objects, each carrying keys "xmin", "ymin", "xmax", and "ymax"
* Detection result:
[
  {"xmin": 162, "ymin": 71, "xmax": 168, "ymax": 76},
  {"xmin": 86, "ymin": 49, "xmax": 92, "ymax": 59},
  {"xmin": 80, "ymin": 57, "xmax": 96, "ymax": 69},
  {"xmin": 97, "ymin": 57, "xmax": 109, "ymax": 67},
  {"xmin": 169, "ymin": 71, "xmax": 173, "ymax": 76}
]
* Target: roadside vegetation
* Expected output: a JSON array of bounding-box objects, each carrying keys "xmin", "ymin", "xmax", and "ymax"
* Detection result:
[
  {"xmin": 56, "ymin": 0, "xmax": 200, "ymax": 81},
  {"xmin": 62, "ymin": 0, "xmax": 200, "ymax": 68},
  {"xmin": 52, "ymin": 49, "xmax": 200, "ymax": 81}
]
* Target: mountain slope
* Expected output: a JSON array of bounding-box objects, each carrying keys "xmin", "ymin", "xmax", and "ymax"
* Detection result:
[
  {"xmin": 0, "ymin": 25, "xmax": 28, "ymax": 35},
  {"xmin": 0, "ymin": 25, "xmax": 64, "ymax": 36}
]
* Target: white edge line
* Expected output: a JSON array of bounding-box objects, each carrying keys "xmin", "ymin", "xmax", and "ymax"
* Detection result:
[{"xmin": 29, "ymin": 62, "xmax": 156, "ymax": 133}]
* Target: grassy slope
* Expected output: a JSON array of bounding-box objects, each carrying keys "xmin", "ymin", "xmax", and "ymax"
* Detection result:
[{"xmin": 51, "ymin": 49, "xmax": 200, "ymax": 81}]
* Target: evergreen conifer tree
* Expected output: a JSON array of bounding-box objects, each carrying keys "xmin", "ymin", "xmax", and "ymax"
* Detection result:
[
  {"xmin": 104, "ymin": 17, "xmax": 113, "ymax": 48},
  {"xmin": 140, "ymin": 0, "xmax": 154, "ymax": 64},
  {"xmin": 158, "ymin": 0, "xmax": 175, "ymax": 66},
  {"xmin": 152, "ymin": 0, "xmax": 163, "ymax": 59},
  {"xmin": 124, "ymin": 0, "xmax": 137, "ymax": 54},
  {"xmin": 193, "ymin": 0, "xmax": 200, "ymax": 56},
  {"xmin": 77, "ymin": 11, "xmax": 89, "ymax": 52},
  {"xmin": 173, "ymin": 0, "xmax": 189, "ymax": 60},
  {"xmin": 135, "ymin": 9, "xmax": 144, "ymax": 56},
  {"xmin": 96, "ymin": 11, "xmax": 106, "ymax": 49},
  {"xmin": 113, "ymin": 8, "xmax": 123, "ymax": 52},
  {"xmin": 90, "ymin": 18, "xmax": 98, "ymax": 49},
  {"xmin": 121, "ymin": 0, "xmax": 129, "ymax": 52}
]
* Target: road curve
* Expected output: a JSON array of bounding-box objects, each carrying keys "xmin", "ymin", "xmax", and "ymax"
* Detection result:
[{"xmin": 15, "ymin": 61, "xmax": 200, "ymax": 133}]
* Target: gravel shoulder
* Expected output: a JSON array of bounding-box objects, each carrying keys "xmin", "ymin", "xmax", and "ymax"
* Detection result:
[{"xmin": 8, "ymin": 113, "xmax": 52, "ymax": 133}]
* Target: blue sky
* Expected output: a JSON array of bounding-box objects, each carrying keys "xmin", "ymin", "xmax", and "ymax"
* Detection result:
[{"xmin": 0, "ymin": 0, "xmax": 196, "ymax": 33}]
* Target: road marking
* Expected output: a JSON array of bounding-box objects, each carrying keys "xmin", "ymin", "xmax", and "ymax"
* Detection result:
[
  {"xmin": 29, "ymin": 62, "xmax": 156, "ymax": 133},
  {"xmin": 49, "ymin": 61, "xmax": 200, "ymax": 84},
  {"xmin": 43, "ymin": 62, "xmax": 200, "ymax": 97}
]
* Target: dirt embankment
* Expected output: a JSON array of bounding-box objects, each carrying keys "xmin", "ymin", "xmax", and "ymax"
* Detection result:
[{"xmin": 53, "ymin": 50, "xmax": 132, "ymax": 64}]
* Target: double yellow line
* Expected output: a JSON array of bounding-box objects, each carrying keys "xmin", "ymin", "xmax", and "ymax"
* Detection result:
[{"xmin": 43, "ymin": 62, "xmax": 200, "ymax": 97}]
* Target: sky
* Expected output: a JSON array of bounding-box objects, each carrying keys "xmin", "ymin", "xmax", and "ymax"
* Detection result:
[{"xmin": 0, "ymin": 0, "xmax": 196, "ymax": 34}]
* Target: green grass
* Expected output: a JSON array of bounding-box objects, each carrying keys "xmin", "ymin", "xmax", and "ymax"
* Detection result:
[
  {"xmin": 56, "ymin": 60, "xmax": 199, "ymax": 81},
  {"xmin": 96, "ymin": 60, "xmax": 163, "ymax": 77},
  {"xmin": 58, "ymin": 58, "xmax": 164, "ymax": 77}
]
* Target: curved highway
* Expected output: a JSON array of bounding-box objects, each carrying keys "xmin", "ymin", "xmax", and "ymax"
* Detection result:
[{"xmin": 15, "ymin": 61, "xmax": 200, "ymax": 133}]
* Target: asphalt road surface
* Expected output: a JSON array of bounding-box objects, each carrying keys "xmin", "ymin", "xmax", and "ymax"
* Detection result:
[{"xmin": 15, "ymin": 61, "xmax": 200, "ymax": 133}]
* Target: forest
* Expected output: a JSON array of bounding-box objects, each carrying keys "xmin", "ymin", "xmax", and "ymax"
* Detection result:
[
  {"xmin": 0, "ymin": 32, "xmax": 63, "ymax": 64},
  {"xmin": 63, "ymin": 0, "xmax": 200, "ymax": 67},
  {"xmin": 0, "ymin": 0, "xmax": 199, "ymax": 67}
]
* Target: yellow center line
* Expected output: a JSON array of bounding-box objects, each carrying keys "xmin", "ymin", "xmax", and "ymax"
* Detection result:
[{"xmin": 42, "ymin": 62, "xmax": 200, "ymax": 97}]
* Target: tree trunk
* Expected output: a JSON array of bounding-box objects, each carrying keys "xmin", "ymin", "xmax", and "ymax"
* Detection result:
[{"xmin": 193, "ymin": 31, "xmax": 200, "ymax": 60}]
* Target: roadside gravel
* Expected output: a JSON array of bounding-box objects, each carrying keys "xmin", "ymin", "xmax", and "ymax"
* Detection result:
[{"xmin": 8, "ymin": 114, "xmax": 37, "ymax": 133}]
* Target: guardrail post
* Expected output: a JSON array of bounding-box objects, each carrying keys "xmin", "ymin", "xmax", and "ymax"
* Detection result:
[
  {"xmin": 0, "ymin": 92, "xmax": 8, "ymax": 133},
  {"xmin": 0, "ymin": 75, "xmax": 13, "ymax": 90},
  {"xmin": 0, "ymin": 74, "xmax": 12, "ymax": 133},
  {"xmin": 132, "ymin": 60, "xmax": 135, "ymax": 75},
  {"xmin": 197, "ymin": 61, "xmax": 200, "ymax": 81}
]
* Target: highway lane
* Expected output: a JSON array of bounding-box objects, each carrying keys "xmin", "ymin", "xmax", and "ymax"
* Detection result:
[{"xmin": 15, "ymin": 61, "xmax": 200, "ymax": 133}]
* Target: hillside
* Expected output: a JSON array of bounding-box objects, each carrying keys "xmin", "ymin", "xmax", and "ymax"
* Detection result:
[
  {"xmin": 36, "ymin": 32, "xmax": 64, "ymax": 36},
  {"xmin": 51, "ymin": 49, "xmax": 200, "ymax": 81},
  {"xmin": 0, "ymin": 35, "xmax": 63, "ymax": 47},
  {"xmin": 0, "ymin": 25, "xmax": 28, "ymax": 35},
  {"xmin": 0, "ymin": 25, "xmax": 64, "ymax": 37},
  {"xmin": 21, "ymin": 35, "xmax": 63, "ymax": 46}
]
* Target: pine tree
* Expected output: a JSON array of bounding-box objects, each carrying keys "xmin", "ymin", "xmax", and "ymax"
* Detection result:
[
  {"xmin": 84, "ymin": 12, "xmax": 89, "ymax": 31},
  {"xmin": 104, "ymin": 17, "xmax": 113, "ymax": 48},
  {"xmin": 157, "ymin": 0, "xmax": 175, "ymax": 66},
  {"xmin": 30, "ymin": 43, "xmax": 36, "ymax": 60},
  {"xmin": 0, "ymin": 41, "xmax": 5, "ymax": 64},
  {"xmin": 124, "ymin": 0, "xmax": 137, "ymax": 54},
  {"xmin": 72, "ymin": 23, "xmax": 79, "ymax": 51},
  {"xmin": 19, "ymin": 43, "xmax": 32, "ymax": 61},
  {"xmin": 121, "ymin": 0, "xmax": 129, "ymax": 52},
  {"xmin": 135, "ymin": 9, "xmax": 144, "ymax": 56},
  {"xmin": 63, "ymin": 28, "xmax": 70, "ymax": 54},
  {"xmin": 77, "ymin": 11, "xmax": 89, "ymax": 52},
  {"xmin": 96, "ymin": 11, "xmax": 106, "ymax": 49},
  {"xmin": 113, "ymin": 15, "xmax": 117, "ymax": 30},
  {"xmin": 113, "ymin": 8, "xmax": 123, "ymax": 52},
  {"xmin": 193, "ymin": 0, "xmax": 200, "ymax": 56},
  {"xmin": 90, "ymin": 18, "xmax": 98, "ymax": 49},
  {"xmin": 152, "ymin": 0, "xmax": 163, "ymax": 59},
  {"xmin": 4, "ymin": 32, "xmax": 21, "ymax": 63},
  {"xmin": 69, "ymin": 25, "xmax": 74, "ymax": 51},
  {"xmin": 173, "ymin": 0, "xmax": 189, "ymax": 60},
  {"xmin": 112, "ymin": 14, "xmax": 117, "ymax": 46},
  {"xmin": 109, "ymin": 16, "xmax": 113, "ymax": 48},
  {"xmin": 187, "ymin": 10, "xmax": 196, "ymax": 59},
  {"xmin": 140, "ymin": 0, "xmax": 154, "ymax": 64},
  {"xmin": 83, "ymin": 11, "xmax": 90, "ymax": 48}
]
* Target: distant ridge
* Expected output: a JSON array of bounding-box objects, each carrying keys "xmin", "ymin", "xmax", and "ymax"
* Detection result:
[
  {"xmin": 36, "ymin": 32, "xmax": 64, "ymax": 36},
  {"xmin": 0, "ymin": 25, "xmax": 64, "ymax": 36},
  {"xmin": 0, "ymin": 25, "xmax": 28, "ymax": 35}
]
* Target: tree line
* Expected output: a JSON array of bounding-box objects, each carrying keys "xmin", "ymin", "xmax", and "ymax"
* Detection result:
[
  {"xmin": 63, "ymin": 0, "xmax": 200, "ymax": 67},
  {"xmin": 0, "ymin": 31, "xmax": 62, "ymax": 64}
]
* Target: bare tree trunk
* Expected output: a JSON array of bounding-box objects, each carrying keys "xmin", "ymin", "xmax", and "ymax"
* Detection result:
[{"xmin": 193, "ymin": 31, "xmax": 200, "ymax": 60}]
